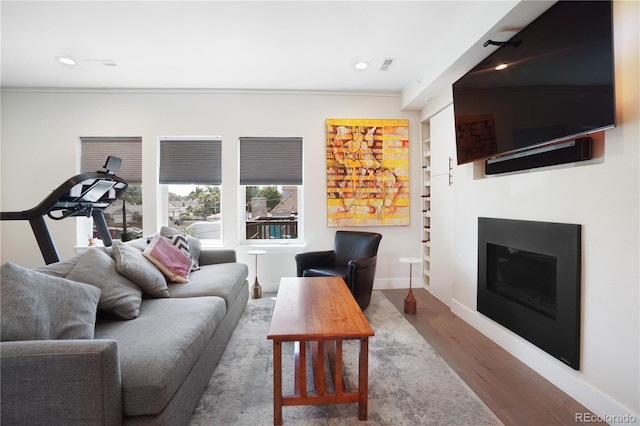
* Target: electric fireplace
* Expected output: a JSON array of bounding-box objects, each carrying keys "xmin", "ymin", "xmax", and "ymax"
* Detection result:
[{"xmin": 478, "ymin": 217, "xmax": 581, "ymax": 369}]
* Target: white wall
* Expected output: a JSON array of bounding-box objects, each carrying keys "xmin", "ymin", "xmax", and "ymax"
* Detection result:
[
  {"xmin": 0, "ymin": 90, "xmax": 423, "ymax": 290},
  {"xmin": 422, "ymin": 0, "xmax": 639, "ymax": 422}
]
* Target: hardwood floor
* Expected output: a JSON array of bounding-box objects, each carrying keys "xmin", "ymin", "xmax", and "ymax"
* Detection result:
[{"xmin": 380, "ymin": 288, "xmax": 605, "ymax": 426}]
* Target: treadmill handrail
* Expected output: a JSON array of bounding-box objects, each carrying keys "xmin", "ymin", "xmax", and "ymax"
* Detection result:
[
  {"xmin": 0, "ymin": 171, "xmax": 127, "ymax": 221},
  {"xmin": 1, "ymin": 157, "xmax": 128, "ymax": 264}
]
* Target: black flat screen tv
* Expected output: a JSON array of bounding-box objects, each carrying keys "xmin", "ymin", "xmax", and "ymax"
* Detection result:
[{"xmin": 452, "ymin": 0, "xmax": 615, "ymax": 165}]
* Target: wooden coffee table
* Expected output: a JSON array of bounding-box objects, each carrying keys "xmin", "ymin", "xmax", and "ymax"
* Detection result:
[{"xmin": 267, "ymin": 277, "xmax": 375, "ymax": 425}]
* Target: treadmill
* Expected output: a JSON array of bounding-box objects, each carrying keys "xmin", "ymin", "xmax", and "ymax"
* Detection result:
[{"xmin": 0, "ymin": 156, "xmax": 128, "ymax": 264}]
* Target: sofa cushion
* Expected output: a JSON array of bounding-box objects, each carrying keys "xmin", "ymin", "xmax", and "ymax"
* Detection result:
[
  {"xmin": 167, "ymin": 263, "xmax": 248, "ymax": 308},
  {"xmin": 112, "ymin": 241, "xmax": 170, "ymax": 298},
  {"xmin": 94, "ymin": 296, "xmax": 226, "ymax": 416},
  {"xmin": 1, "ymin": 262, "xmax": 101, "ymax": 341},
  {"xmin": 66, "ymin": 249, "xmax": 143, "ymax": 320},
  {"xmin": 143, "ymin": 234, "xmax": 193, "ymax": 283}
]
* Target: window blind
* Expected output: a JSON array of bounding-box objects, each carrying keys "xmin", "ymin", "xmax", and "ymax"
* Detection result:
[
  {"xmin": 239, "ymin": 137, "xmax": 303, "ymax": 185},
  {"xmin": 159, "ymin": 139, "xmax": 222, "ymax": 185},
  {"xmin": 80, "ymin": 137, "xmax": 142, "ymax": 184}
]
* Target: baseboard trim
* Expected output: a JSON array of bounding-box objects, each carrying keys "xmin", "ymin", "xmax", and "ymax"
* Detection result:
[
  {"xmin": 449, "ymin": 298, "xmax": 639, "ymax": 424},
  {"xmin": 373, "ymin": 278, "xmax": 412, "ymax": 290}
]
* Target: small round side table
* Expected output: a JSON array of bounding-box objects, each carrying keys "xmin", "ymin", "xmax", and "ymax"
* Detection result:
[
  {"xmin": 248, "ymin": 250, "xmax": 266, "ymax": 299},
  {"xmin": 400, "ymin": 257, "xmax": 421, "ymax": 315}
]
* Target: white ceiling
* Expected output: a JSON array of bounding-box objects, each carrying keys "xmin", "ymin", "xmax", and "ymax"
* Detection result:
[{"xmin": 0, "ymin": 1, "xmax": 554, "ymax": 108}]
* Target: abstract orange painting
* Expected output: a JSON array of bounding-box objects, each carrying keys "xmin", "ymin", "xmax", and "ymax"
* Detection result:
[{"xmin": 326, "ymin": 119, "xmax": 410, "ymax": 227}]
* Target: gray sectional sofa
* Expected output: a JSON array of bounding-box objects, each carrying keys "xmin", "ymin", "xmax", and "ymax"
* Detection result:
[{"xmin": 0, "ymin": 231, "xmax": 249, "ymax": 426}]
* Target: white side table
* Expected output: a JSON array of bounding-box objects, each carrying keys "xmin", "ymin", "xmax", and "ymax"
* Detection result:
[
  {"xmin": 400, "ymin": 256, "xmax": 421, "ymax": 314},
  {"xmin": 248, "ymin": 249, "xmax": 266, "ymax": 299}
]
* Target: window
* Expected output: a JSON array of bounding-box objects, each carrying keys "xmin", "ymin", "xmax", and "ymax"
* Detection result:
[
  {"xmin": 159, "ymin": 138, "xmax": 222, "ymax": 241},
  {"xmin": 239, "ymin": 137, "xmax": 303, "ymax": 242},
  {"xmin": 80, "ymin": 137, "xmax": 143, "ymax": 243}
]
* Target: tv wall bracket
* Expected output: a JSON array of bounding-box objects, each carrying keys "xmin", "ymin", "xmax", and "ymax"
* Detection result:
[
  {"xmin": 0, "ymin": 156, "xmax": 128, "ymax": 264},
  {"xmin": 483, "ymin": 39, "xmax": 522, "ymax": 48}
]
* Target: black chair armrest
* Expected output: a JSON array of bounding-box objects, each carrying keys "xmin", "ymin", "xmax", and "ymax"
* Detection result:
[
  {"xmin": 347, "ymin": 255, "xmax": 377, "ymax": 271},
  {"xmin": 346, "ymin": 255, "xmax": 378, "ymax": 310},
  {"xmin": 295, "ymin": 250, "xmax": 335, "ymax": 276},
  {"xmin": 346, "ymin": 255, "xmax": 378, "ymax": 286}
]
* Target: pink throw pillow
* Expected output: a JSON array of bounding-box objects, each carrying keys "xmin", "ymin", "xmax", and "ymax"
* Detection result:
[{"xmin": 143, "ymin": 235, "xmax": 192, "ymax": 283}]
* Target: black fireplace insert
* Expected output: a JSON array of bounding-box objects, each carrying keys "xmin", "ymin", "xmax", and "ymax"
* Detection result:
[{"xmin": 478, "ymin": 217, "xmax": 581, "ymax": 369}]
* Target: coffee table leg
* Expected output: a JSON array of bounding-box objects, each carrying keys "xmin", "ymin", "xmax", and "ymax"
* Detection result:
[
  {"xmin": 358, "ymin": 337, "xmax": 369, "ymax": 420},
  {"xmin": 273, "ymin": 340, "xmax": 283, "ymax": 425}
]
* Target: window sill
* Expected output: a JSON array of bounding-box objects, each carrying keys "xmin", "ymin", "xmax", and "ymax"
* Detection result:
[
  {"xmin": 238, "ymin": 242, "xmax": 306, "ymax": 254},
  {"xmin": 74, "ymin": 242, "xmax": 105, "ymax": 254}
]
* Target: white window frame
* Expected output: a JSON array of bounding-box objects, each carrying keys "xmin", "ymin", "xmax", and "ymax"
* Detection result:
[
  {"xmin": 238, "ymin": 136, "xmax": 304, "ymax": 246},
  {"xmin": 158, "ymin": 136, "xmax": 223, "ymax": 245}
]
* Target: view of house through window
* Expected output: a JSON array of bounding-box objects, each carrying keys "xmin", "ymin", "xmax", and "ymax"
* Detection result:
[
  {"xmin": 239, "ymin": 136, "xmax": 302, "ymax": 242},
  {"xmin": 159, "ymin": 137, "xmax": 222, "ymax": 240},
  {"xmin": 168, "ymin": 185, "xmax": 221, "ymax": 240},
  {"xmin": 245, "ymin": 185, "xmax": 298, "ymax": 240}
]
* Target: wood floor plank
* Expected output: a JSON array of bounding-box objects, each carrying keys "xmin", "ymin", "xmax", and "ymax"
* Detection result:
[{"xmin": 380, "ymin": 288, "xmax": 605, "ymax": 426}]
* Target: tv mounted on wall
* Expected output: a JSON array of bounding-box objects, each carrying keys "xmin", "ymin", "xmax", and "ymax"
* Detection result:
[{"xmin": 452, "ymin": 0, "xmax": 615, "ymax": 169}]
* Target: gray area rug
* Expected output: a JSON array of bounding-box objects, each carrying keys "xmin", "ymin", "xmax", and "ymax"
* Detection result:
[{"xmin": 189, "ymin": 291, "xmax": 503, "ymax": 425}]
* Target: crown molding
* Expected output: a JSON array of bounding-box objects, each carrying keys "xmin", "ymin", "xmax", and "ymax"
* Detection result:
[{"xmin": 0, "ymin": 87, "xmax": 400, "ymax": 98}]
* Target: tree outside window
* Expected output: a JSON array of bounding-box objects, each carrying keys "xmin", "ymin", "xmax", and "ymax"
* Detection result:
[
  {"xmin": 168, "ymin": 185, "xmax": 221, "ymax": 240},
  {"xmin": 159, "ymin": 138, "xmax": 222, "ymax": 240}
]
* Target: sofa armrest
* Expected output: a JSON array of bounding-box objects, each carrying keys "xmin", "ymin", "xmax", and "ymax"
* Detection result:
[
  {"xmin": 198, "ymin": 249, "xmax": 237, "ymax": 265},
  {"xmin": 294, "ymin": 250, "xmax": 335, "ymax": 276},
  {"xmin": 1, "ymin": 339, "xmax": 123, "ymax": 426}
]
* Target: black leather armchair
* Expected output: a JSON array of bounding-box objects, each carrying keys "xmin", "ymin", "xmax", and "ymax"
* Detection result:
[{"xmin": 295, "ymin": 231, "xmax": 382, "ymax": 310}]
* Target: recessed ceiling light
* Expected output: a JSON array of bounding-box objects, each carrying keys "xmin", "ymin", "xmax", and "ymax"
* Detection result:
[
  {"xmin": 354, "ymin": 61, "xmax": 370, "ymax": 70},
  {"xmin": 495, "ymin": 63, "xmax": 508, "ymax": 71},
  {"xmin": 55, "ymin": 56, "xmax": 76, "ymax": 66}
]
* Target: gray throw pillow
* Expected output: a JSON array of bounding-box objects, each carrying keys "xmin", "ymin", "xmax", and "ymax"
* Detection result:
[
  {"xmin": 112, "ymin": 241, "xmax": 170, "ymax": 298},
  {"xmin": 66, "ymin": 249, "xmax": 143, "ymax": 320},
  {"xmin": 34, "ymin": 253, "xmax": 83, "ymax": 278},
  {"xmin": 125, "ymin": 238, "xmax": 148, "ymax": 252},
  {"xmin": 1, "ymin": 262, "xmax": 101, "ymax": 341}
]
